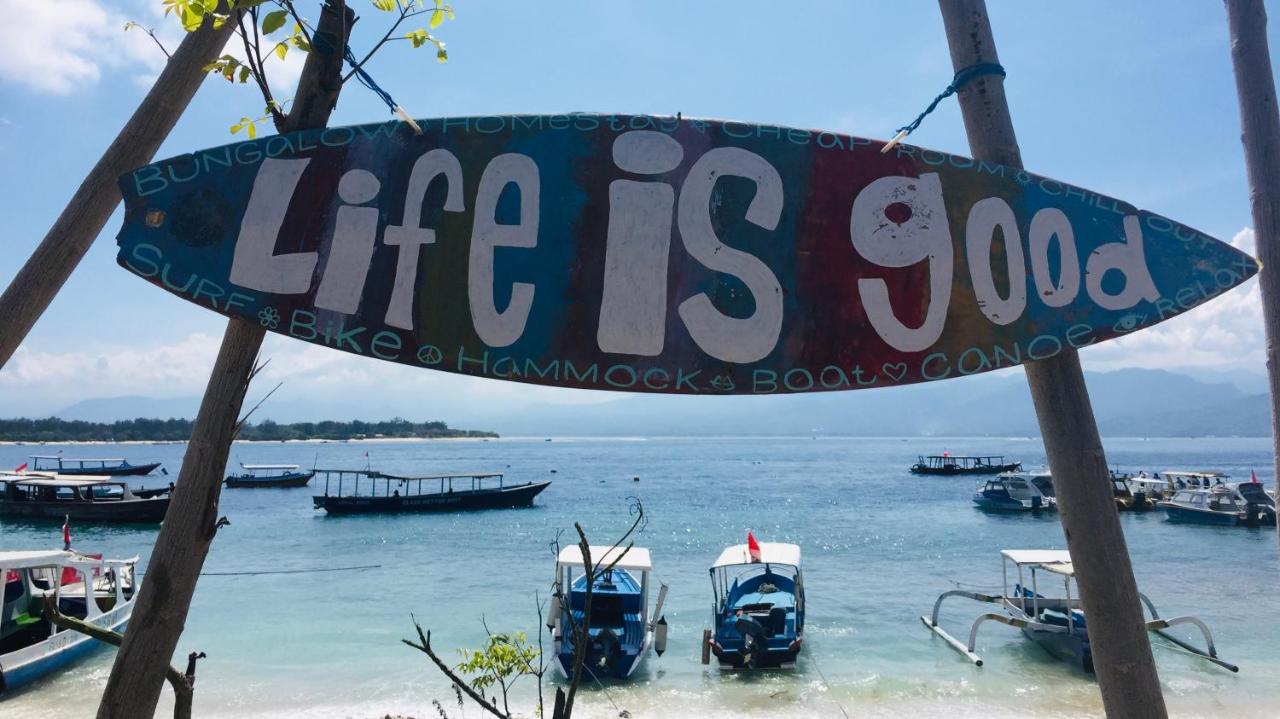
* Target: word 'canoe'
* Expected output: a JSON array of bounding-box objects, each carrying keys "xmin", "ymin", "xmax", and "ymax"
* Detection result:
[
  {"xmin": 29, "ymin": 456, "xmax": 160, "ymax": 477},
  {"xmin": 311, "ymin": 470, "xmax": 548, "ymax": 514},
  {"xmin": 0, "ymin": 474, "xmax": 169, "ymax": 523},
  {"xmin": 116, "ymin": 114, "xmax": 1258, "ymax": 396}
]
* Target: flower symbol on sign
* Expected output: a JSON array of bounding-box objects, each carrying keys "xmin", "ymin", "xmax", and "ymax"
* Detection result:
[
  {"xmin": 257, "ymin": 307, "xmax": 281, "ymax": 329},
  {"xmin": 709, "ymin": 375, "xmax": 736, "ymax": 391},
  {"xmin": 1112, "ymin": 313, "xmax": 1145, "ymax": 333}
]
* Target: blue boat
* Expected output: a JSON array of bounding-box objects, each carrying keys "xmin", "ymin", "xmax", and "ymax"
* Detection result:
[
  {"xmin": 1157, "ymin": 482, "xmax": 1276, "ymax": 527},
  {"xmin": 972, "ymin": 472, "xmax": 1056, "ymax": 512},
  {"xmin": 550, "ymin": 545, "xmax": 665, "ymax": 680},
  {"xmin": 706, "ymin": 537, "xmax": 804, "ymax": 670},
  {"xmin": 1, "ymin": 550, "xmax": 138, "ymax": 695},
  {"xmin": 29, "ymin": 456, "xmax": 161, "ymax": 477},
  {"xmin": 225, "ymin": 463, "xmax": 315, "ymax": 488}
]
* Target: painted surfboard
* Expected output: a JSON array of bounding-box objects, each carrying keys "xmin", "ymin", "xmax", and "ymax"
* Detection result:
[{"xmin": 115, "ymin": 114, "xmax": 1258, "ymax": 395}]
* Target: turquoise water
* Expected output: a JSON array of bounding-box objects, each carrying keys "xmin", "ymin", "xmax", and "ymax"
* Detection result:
[{"xmin": 1, "ymin": 437, "xmax": 1277, "ymax": 718}]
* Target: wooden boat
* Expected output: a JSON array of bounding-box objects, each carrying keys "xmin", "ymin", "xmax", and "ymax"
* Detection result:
[
  {"xmin": 972, "ymin": 472, "xmax": 1056, "ymax": 512},
  {"xmin": 1, "ymin": 550, "xmax": 138, "ymax": 694},
  {"xmin": 706, "ymin": 536, "xmax": 804, "ymax": 670},
  {"xmin": 922, "ymin": 549, "xmax": 1236, "ymax": 674},
  {"xmin": 28, "ymin": 456, "xmax": 160, "ymax": 477},
  {"xmin": 1111, "ymin": 471, "xmax": 1154, "ymax": 512},
  {"xmin": 0, "ymin": 474, "xmax": 169, "ymax": 523},
  {"xmin": 1157, "ymin": 482, "xmax": 1276, "ymax": 527},
  {"xmin": 549, "ymin": 545, "xmax": 667, "ymax": 680},
  {"xmin": 910, "ymin": 455, "xmax": 1021, "ymax": 475},
  {"xmin": 225, "ymin": 463, "xmax": 315, "ymax": 488},
  {"xmin": 311, "ymin": 470, "xmax": 549, "ymax": 515}
]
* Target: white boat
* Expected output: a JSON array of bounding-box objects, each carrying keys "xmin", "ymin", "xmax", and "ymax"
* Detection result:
[
  {"xmin": 0, "ymin": 550, "xmax": 138, "ymax": 695},
  {"xmin": 972, "ymin": 471, "xmax": 1056, "ymax": 512}
]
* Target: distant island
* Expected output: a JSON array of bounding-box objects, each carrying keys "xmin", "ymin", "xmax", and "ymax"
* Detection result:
[{"xmin": 0, "ymin": 417, "xmax": 498, "ymax": 442}]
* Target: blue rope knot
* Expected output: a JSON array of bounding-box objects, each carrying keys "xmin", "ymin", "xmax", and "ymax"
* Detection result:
[
  {"xmin": 894, "ymin": 62, "xmax": 1007, "ymax": 138},
  {"xmin": 343, "ymin": 46, "xmax": 399, "ymax": 114}
]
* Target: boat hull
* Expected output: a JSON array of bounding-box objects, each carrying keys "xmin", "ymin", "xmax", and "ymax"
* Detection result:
[
  {"xmin": 314, "ymin": 480, "xmax": 550, "ymax": 515},
  {"xmin": 0, "ymin": 498, "xmax": 169, "ymax": 523},
  {"xmin": 225, "ymin": 471, "xmax": 315, "ymax": 488},
  {"xmin": 972, "ymin": 496, "xmax": 1051, "ymax": 512},
  {"xmin": 1159, "ymin": 503, "xmax": 1243, "ymax": 526},
  {"xmin": 66, "ymin": 462, "xmax": 161, "ymax": 477},
  {"xmin": 912, "ymin": 463, "xmax": 1021, "ymax": 476},
  {"xmin": 1022, "ymin": 626, "xmax": 1093, "ymax": 674},
  {"xmin": 0, "ymin": 606, "xmax": 131, "ymax": 694},
  {"xmin": 711, "ymin": 643, "xmax": 801, "ymax": 670}
]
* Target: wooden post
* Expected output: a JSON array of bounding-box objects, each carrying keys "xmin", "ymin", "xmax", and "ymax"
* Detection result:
[
  {"xmin": 1224, "ymin": 0, "xmax": 1280, "ymax": 547},
  {"xmin": 95, "ymin": 4, "xmax": 354, "ymax": 717},
  {"xmin": 0, "ymin": 16, "xmax": 235, "ymax": 370},
  {"xmin": 936, "ymin": 2, "xmax": 1168, "ymax": 716}
]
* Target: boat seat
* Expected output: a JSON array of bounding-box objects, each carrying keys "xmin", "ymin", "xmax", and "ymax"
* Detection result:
[{"xmin": 767, "ymin": 607, "xmax": 788, "ymax": 636}]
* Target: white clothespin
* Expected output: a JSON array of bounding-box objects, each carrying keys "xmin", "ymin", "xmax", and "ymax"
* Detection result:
[
  {"xmin": 881, "ymin": 129, "xmax": 909, "ymax": 154},
  {"xmin": 395, "ymin": 105, "xmax": 423, "ymax": 135}
]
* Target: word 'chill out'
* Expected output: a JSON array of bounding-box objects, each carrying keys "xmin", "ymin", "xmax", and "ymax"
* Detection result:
[{"xmin": 223, "ymin": 130, "xmax": 1157, "ymax": 361}]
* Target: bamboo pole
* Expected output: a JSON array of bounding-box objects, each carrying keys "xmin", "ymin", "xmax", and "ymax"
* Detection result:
[
  {"xmin": 1224, "ymin": 0, "xmax": 1280, "ymax": 547},
  {"xmin": 95, "ymin": 4, "xmax": 354, "ymax": 717},
  {"xmin": 936, "ymin": 2, "xmax": 1168, "ymax": 716},
  {"xmin": 0, "ymin": 16, "xmax": 235, "ymax": 370}
]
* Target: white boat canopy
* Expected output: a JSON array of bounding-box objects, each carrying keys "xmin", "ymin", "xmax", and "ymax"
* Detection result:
[
  {"xmin": 1000, "ymin": 549, "xmax": 1073, "ymax": 568},
  {"xmin": 30, "ymin": 456, "xmax": 127, "ymax": 462},
  {"xmin": 241, "ymin": 463, "xmax": 301, "ymax": 470},
  {"xmin": 712, "ymin": 542, "xmax": 801, "ymax": 569},
  {"xmin": 556, "ymin": 545, "xmax": 652, "ymax": 572},
  {"xmin": 0, "ymin": 550, "xmax": 139, "ymax": 570},
  {"xmin": 0, "ymin": 474, "xmax": 119, "ymax": 486},
  {"xmin": 1162, "ymin": 470, "xmax": 1230, "ymax": 479}
]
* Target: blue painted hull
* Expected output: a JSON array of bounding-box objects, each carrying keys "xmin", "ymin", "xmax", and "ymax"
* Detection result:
[
  {"xmin": 972, "ymin": 495, "xmax": 1049, "ymax": 512},
  {"xmin": 554, "ymin": 646, "xmax": 642, "ymax": 680},
  {"xmin": 0, "ymin": 618, "xmax": 129, "ymax": 695},
  {"xmin": 1161, "ymin": 504, "xmax": 1240, "ymax": 526}
]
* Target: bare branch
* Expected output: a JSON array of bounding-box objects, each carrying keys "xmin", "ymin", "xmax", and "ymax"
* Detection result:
[{"xmin": 403, "ymin": 618, "xmax": 511, "ymax": 719}]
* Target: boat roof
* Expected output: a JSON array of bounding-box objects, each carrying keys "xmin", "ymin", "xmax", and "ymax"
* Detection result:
[
  {"xmin": 30, "ymin": 456, "xmax": 125, "ymax": 462},
  {"xmin": 1001, "ymin": 549, "xmax": 1073, "ymax": 569},
  {"xmin": 0, "ymin": 473, "xmax": 121, "ymax": 486},
  {"xmin": 384, "ymin": 472, "xmax": 503, "ymax": 480},
  {"xmin": 712, "ymin": 542, "xmax": 801, "ymax": 568},
  {"xmin": 556, "ymin": 545, "xmax": 651, "ymax": 572},
  {"xmin": 242, "ymin": 463, "xmax": 300, "ymax": 470},
  {"xmin": 0, "ymin": 550, "xmax": 138, "ymax": 569},
  {"xmin": 1162, "ymin": 470, "xmax": 1229, "ymax": 478}
]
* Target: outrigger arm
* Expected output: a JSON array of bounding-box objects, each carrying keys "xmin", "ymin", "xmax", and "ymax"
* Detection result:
[
  {"xmin": 1138, "ymin": 592, "xmax": 1238, "ymax": 672},
  {"xmin": 919, "ymin": 590, "xmax": 1001, "ymax": 666}
]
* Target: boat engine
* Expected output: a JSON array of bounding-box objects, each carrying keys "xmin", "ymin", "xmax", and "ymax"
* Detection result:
[
  {"xmin": 591, "ymin": 627, "xmax": 623, "ymax": 675},
  {"xmin": 734, "ymin": 615, "xmax": 769, "ymax": 668}
]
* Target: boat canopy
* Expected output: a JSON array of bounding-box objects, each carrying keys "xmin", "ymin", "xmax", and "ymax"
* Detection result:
[
  {"xmin": 1000, "ymin": 549, "xmax": 1072, "ymax": 568},
  {"xmin": 30, "ymin": 456, "xmax": 126, "ymax": 461},
  {"xmin": 556, "ymin": 545, "xmax": 652, "ymax": 572},
  {"xmin": 712, "ymin": 542, "xmax": 801, "ymax": 569},
  {"xmin": 1162, "ymin": 470, "xmax": 1230, "ymax": 479},
  {"xmin": 241, "ymin": 463, "xmax": 300, "ymax": 470},
  {"xmin": 0, "ymin": 549, "xmax": 139, "ymax": 570},
  {"xmin": 382, "ymin": 471, "xmax": 503, "ymax": 480},
  {"xmin": 0, "ymin": 475, "xmax": 121, "ymax": 487}
]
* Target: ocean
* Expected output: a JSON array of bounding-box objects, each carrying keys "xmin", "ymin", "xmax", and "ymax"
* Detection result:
[{"xmin": 1, "ymin": 436, "xmax": 1277, "ymax": 718}]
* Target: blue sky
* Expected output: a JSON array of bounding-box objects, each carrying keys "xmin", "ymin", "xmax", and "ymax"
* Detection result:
[{"xmin": 0, "ymin": 1, "xmax": 1273, "ymax": 418}]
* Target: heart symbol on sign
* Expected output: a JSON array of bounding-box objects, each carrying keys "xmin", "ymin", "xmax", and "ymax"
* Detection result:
[{"xmin": 881, "ymin": 363, "xmax": 908, "ymax": 382}]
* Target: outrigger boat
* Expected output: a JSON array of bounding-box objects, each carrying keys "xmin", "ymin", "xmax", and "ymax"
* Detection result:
[
  {"xmin": 28, "ymin": 456, "xmax": 160, "ymax": 477},
  {"xmin": 921, "ymin": 549, "xmax": 1236, "ymax": 674},
  {"xmin": 1, "ymin": 550, "xmax": 139, "ymax": 694},
  {"xmin": 0, "ymin": 474, "xmax": 169, "ymax": 523},
  {"xmin": 706, "ymin": 535, "xmax": 804, "ymax": 670},
  {"xmin": 548, "ymin": 545, "xmax": 667, "ymax": 680},
  {"xmin": 312, "ymin": 470, "xmax": 549, "ymax": 515},
  {"xmin": 972, "ymin": 471, "xmax": 1056, "ymax": 512},
  {"xmin": 910, "ymin": 454, "xmax": 1021, "ymax": 476},
  {"xmin": 1157, "ymin": 482, "xmax": 1276, "ymax": 527},
  {"xmin": 225, "ymin": 463, "xmax": 315, "ymax": 488}
]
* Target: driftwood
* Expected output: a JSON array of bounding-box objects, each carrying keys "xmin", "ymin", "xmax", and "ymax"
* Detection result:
[
  {"xmin": 41, "ymin": 596, "xmax": 205, "ymax": 719},
  {"xmin": 1224, "ymin": 0, "xmax": 1280, "ymax": 548},
  {"xmin": 95, "ymin": 3, "xmax": 356, "ymax": 717},
  {"xmin": 0, "ymin": 11, "xmax": 235, "ymax": 370},
  {"xmin": 936, "ymin": 2, "xmax": 1167, "ymax": 717}
]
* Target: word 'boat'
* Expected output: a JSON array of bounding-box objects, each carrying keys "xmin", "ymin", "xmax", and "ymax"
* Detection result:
[
  {"xmin": 549, "ymin": 545, "xmax": 667, "ymax": 680},
  {"xmin": 706, "ymin": 536, "xmax": 804, "ymax": 670},
  {"xmin": 910, "ymin": 455, "xmax": 1021, "ymax": 476},
  {"xmin": 312, "ymin": 470, "xmax": 549, "ymax": 514},
  {"xmin": 1, "ymin": 550, "xmax": 138, "ymax": 695},
  {"xmin": 972, "ymin": 472, "xmax": 1056, "ymax": 512},
  {"xmin": 922, "ymin": 549, "xmax": 1236, "ymax": 674},
  {"xmin": 28, "ymin": 456, "xmax": 160, "ymax": 477},
  {"xmin": 225, "ymin": 463, "xmax": 315, "ymax": 488},
  {"xmin": 0, "ymin": 474, "xmax": 169, "ymax": 523}
]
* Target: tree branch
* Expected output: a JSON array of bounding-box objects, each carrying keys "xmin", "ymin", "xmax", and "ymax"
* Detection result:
[
  {"xmin": 403, "ymin": 619, "xmax": 511, "ymax": 719},
  {"xmin": 343, "ymin": 3, "xmax": 428, "ymax": 83}
]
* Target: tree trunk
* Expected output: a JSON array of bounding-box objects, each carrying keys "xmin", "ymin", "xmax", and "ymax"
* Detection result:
[
  {"xmin": 935, "ymin": 2, "xmax": 1168, "ymax": 716},
  {"xmin": 1224, "ymin": 0, "xmax": 1280, "ymax": 548},
  {"xmin": 0, "ymin": 15, "xmax": 235, "ymax": 370},
  {"xmin": 95, "ymin": 3, "xmax": 354, "ymax": 717}
]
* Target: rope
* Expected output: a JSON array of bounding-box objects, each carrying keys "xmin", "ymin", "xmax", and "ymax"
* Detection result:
[
  {"xmin": 341, "ymin": 46, "xmax": 423, "ymax": 134},
  {"xmin": 807, "ymin": 651, "xmax": 851, "ymax": 719},
  {"xmin": 199, "ymin": 564, "xmax": 381, "ymax": 577},
  {"xmin": 881, "ymin": 62, "xmax": 1007, "ymax": 153}
]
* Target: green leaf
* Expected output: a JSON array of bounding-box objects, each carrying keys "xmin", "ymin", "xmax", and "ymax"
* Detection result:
[
  {"xmin": 275, "ymin": 42, "xmax": 288, "ymax": 61},
  {"xmin": 246, "ymin": 122, "xmax": 257, "ymax": 140},
  {"xmin": 429, "ymin": 9, "xmax": 443, "ymax": 28},
  {"xmin": 261, "ymin": 9, "xmax": 288, "ymax": 35},
  {"xmin": 238, "ymin": 65, "xmax": 251, "ymax": 83},
  {"xmin": 371, "ymin": 0, "xmax": 396, "ymax": 11},
  {"xmin": 436, "ymin": 46, "xmax": 447, "ymax": 63}
]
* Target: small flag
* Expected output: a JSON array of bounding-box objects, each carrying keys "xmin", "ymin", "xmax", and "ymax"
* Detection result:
[
  {"xmin": 14, "ymin": 462, "xmax": 26, "ymax": 473},
  {"xmin": 747, "ymin": 531, "xmax": 762, "ymax": 563},
  {"xmin": 62, "ymin": 516, "xmax": 71, "ymax": 551},
  {"xmin": 1251, "ymin": 469, "xmax": 1260, "ymax": 484}
]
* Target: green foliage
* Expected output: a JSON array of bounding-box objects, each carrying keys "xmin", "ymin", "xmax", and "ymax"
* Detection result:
[
  {"xmin": 0, "ymin": 417, "xmax": 498, "ymax": 442},
  {"xmin": 454, "ymin": 632, "xmax": 538, "ymax": 694}
]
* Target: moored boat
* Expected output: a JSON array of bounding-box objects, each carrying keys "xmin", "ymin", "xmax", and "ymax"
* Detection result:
[
  {"xmin": 312, "ymin": 470, "xmax": 549, "ymax": 515},
  {"xmin": 706, "ymin": 535, "xmax": 804, "ymax": 670},
  {"xmin": 921, "ymin": 549, "xmax": 1236, "ymax": 674},
  {"xmin": 910, "ymin": 454, "xmax": 1021, "ymax": 475},
  {"xmin": 973, "ymin": 471, "xmax": 1055, "ymax": 512},
  {"xmin": 225, "ymin": 463, "xmax": 315, "ymax": 488},
  {"xmin": 0, "ymin": 474, "xmax": 169, "ymax": 523},
  {"xmin": 549, "ymin": 545, "xmax": 667, "ymax": 680},
  {"xmin": 1111, "ymin": 471, "xmax": 1155, "ymax": 511},
  {"xmin": 1, "ymin": 550, "xmax": 139, "ymax": 694},
  {"xmin": 28, "ymin": 456, "xmax": 160, "ymax": 477},
  {"xmin": 1156, "ymin": 482, "xmax": 1276, "ymax": 527}
]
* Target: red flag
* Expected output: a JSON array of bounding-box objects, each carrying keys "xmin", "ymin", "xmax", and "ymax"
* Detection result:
[
  {"xmin": 1251, "ymin": 469, "xmax": 1260, "ymax": 484},
  {"xmin": 747, "ymin": 531, "xmax": 762, "ymax": 562},
  {"xmin": 14, "ymin": 462, "xmax": 26, "ymax": 473},
  {"xmin": 62, "ymin": 516, "xmax": 71, "ymax": 551}
]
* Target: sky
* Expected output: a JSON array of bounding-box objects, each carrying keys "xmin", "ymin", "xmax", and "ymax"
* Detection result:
[{"xmin": 0, "ymin": 1, "xmax": 1275, "ymax": 419}]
